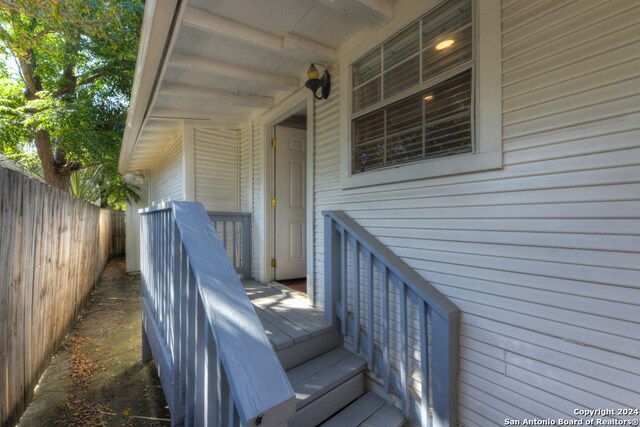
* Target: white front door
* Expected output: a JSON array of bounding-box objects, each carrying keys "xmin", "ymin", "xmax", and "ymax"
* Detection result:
[{"xmin": 274, "ymin": 125, "xmax": 306, "ymax": 280}]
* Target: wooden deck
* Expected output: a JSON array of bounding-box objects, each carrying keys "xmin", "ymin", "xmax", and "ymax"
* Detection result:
[{"xmin": 242, "ymin": 280, "xmax": 332, "ymax": 351}]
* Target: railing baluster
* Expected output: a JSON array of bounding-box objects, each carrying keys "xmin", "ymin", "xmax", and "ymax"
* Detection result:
[
  {"xmin": 229, "ymin": 398, "xmax": 239, "ymax": 427},
  {"xmin": 367, "ymin": 252, "xmax": 374, "ymax": 369},
  {"xmin": 341, "ymin": 231, "xmax": 348, "ymax": 336},
  {"xmin": 171, "ymin": 222, "xmax": 182, "ymax": 420},
  {"xmin": 205, "ymin": 327, "xmax": 218, "ymax": 427},
  {"xmin": 324, "ymin": 217, "xmax": 341, "ymax": 326},
  {"xmin": 185, "ymin": 265, "xmax": 197, "ymax": 425},
  {"xmin": 419, "ymin": 301, "xmax": 430, "ymax": 427},
  {"xmin": 382, "ymin": 267, "xmax": 390, "ymax": 392},
  {"xmin": 179, "ymin": 247, "xmax": 189, "ymax": 411},
  {"xmin": 353, "ymin": 240, "xmax": 361, "ymax": 352},
  {"xmin": 217, "ymin": 359, "xmax": 230, "ymax": 426},
  {"xmin": 207, "ymin": 212, "xmax": 253, "ymax": 278},
  {"xmin": 400, "ymin": 282, "xmax": 409, "ymax": 415},
  {"xmin": 241, "ymin": 215, "xmax": 252, "ymax": 279},
  {"xmin": 232, "ymin": 221, "xmax": 238, "ymax": 269},
  {"xmin": 195, "ymin": 297, "xmax": 205, "ymax": 426},
  {"xmin": 223, "ymin": 221, "xmax": 228, "ymax": 253}
]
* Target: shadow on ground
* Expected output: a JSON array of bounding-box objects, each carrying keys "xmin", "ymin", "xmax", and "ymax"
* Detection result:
[{"xmin": 19, "ymin": 259, "xmax": 171, "ymax": 427}]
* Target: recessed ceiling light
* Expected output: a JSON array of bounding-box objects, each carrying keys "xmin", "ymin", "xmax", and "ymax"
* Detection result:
[{"xmin": 435, "ymin": 39, "xmax": 455, "ymax": 50}]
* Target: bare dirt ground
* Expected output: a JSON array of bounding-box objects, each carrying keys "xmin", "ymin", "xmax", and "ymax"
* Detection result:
[{"xmin": 18, "ymin": 259, "xmax": 171, "ymax": 427}]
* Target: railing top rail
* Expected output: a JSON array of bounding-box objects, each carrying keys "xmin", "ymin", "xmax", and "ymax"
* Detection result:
[
  {"xmin": 139, "ymin": 202, "xmax": 173, "ymax": 214},
  {"xmin": 207, "ymin": 211, "xmax": 252, "ymax": 217},
  {"xmin": 323, "ymin": 210, "xmax": 459, "ymax": 321},
  {"xmin": 159, "ymin": 201, "xmax": 294, "ymax": 425}
]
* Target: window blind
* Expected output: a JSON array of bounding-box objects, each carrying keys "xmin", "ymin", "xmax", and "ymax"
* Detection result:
[{"xmin": 351, "ymin": 0, "xmax": 473, "ymax": 174}]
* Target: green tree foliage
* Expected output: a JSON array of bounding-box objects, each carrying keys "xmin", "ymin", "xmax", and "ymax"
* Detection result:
[{"xmin": 0, "ymin": 0, "xmax": 143, "ymax": 208}]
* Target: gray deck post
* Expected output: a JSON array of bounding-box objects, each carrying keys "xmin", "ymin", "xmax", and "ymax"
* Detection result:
[
  {"xmin": 141, "ymin": 321, "xmax": 152, "ymax": 362},
  {"xmin": 241, "ymin": 214, "xmax": 252, "ymax": 279},
  {"xmin": 324, "ymin": 215, "xmax": 341, "ymax": 327},
  {"xmin": 431, "ymin": 309, "xmax": 459, "ymax": 427}
]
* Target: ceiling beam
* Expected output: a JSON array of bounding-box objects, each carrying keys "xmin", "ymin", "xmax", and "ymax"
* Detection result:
[
  {"xmin": 159, "ymin": 82, "xmax": 273, "ymax": 108},
  {"xmin": 144, "ymin": 119, "xmax": 182, "ymax": 129},
  {"xmin": 169, "ymin": 54, "xmax": 299, "ymax": 90},
  {"xmin": 317, "ymin": 0, "xmax": 393, "ymax": 26},
  {"xmin": 150, "ymin": 107, "xmax": 247, "ymax": 122},
  {"xmin": 182, "ymin": 6, "xmax": 336, "ymax": 63}
]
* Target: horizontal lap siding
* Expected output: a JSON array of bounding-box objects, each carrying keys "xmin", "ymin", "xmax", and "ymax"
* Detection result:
[
  {"xmin": 252, "ymin": 121, "xmax": 264, "ymax": 281},
  {"xmin": 194, "ymin": 128, "xmax": 240, "ymax": 212},
  {"xmin": 240, "ymin": 123, "xmax": 251, "ymax": 213},
  {"xmin": 313, "ymin": 0, "xmax": 640, "ymax": 424},
  {"xmin": 149, "ymin": 137, "xmax": 184, "ymax": 204}
]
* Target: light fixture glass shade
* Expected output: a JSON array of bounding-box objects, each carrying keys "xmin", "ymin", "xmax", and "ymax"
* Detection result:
[{"xmin": 307, "ymin": 63, "xmax": 320, "ymax": 80}]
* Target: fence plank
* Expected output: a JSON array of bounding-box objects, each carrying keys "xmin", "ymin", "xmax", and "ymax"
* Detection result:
[
  {"xmin": 0, "ymin": 169, "xmax": 6, "ymax": 425},
  {"xmin": 0, "ymin": 166, "xmax": 124, "ymax": 426}
]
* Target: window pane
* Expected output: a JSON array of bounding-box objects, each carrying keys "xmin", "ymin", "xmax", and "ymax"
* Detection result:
[
  {"xmin": 422, "ymin": 0, "xmax": 472, "ymax": 79},
  {"xmin": 386, "ymin": 94, "xmax": 422, "ymax": 137},
  {"xmin": 424, "ymin": 70, "xmax": 471, "ymax": 124},
  {"xmin": 387, "ymin": 129, "xmax": 423, "ymax": 166},
  {"xmin": 384, "ymin": 55, "xmax": 420, "ymax": 99},
  {"xmin": 384, "ymin": 22, "xmax": 419, "ymax": 69},
  {"xmin": 353, "ymin": 48, "xmax": 381, "ymax": 87},
  {"xmin": 353, "ymin": 78, "xmax": 381, "ymax": 112},
  {"xmin": 353, "ymin": 111, "xmax": 385, "ymax": 173},
  {"xmin": 422, "ymin": 0, "xmax": 472, "ymax": 43},
  {"xmin": 424, "ymin": 70, "xmax": 472, "ymax": 157},
  {"xmin": 385, "ymin": 95, "xmax": 422, "ymax": 166},
  {"xmin": 425, "ymin": 118, "xmax": 471, "ymax": 157},
  {"xmin": 423, "ymin": 25, "xmax": 472, "ymax": 78}
]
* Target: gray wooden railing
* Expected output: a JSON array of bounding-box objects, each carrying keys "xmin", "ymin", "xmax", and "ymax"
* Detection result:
[
  {"xmin": 323, "ymin": 210, "xmax": 459, "ymax": 427},
  {"xmin": 140, "ymin": 202, "xmax": 295, "ymax": 426},
  {"xmin": 207, "ymin": 212, "xmax": 252, "ymax": 279}
]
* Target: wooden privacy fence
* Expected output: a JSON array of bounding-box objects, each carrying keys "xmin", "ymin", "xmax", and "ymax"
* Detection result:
[
  {"xmin": 111, "ymin": 210, "xmax": 126, "ymax": 257},
  {"xmin": 0, "ymin": 166, "xmax": 125, "ymax": 427}
]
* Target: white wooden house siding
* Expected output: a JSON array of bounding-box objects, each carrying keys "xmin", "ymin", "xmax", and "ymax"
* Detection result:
[
  {"xmin": 303, "ymin": 1, "xmax": 640, "ymax": 425},
  {"xmin": 251, "ymin": 121, "xmax": 265, "ymax": 281},
  {"xmin": 149, "ymin": 136, "xmax": 184, "ymax": 204},
  {"xmin": 239, "ymin": 122, "xmax": 251, "ymax": 213},
  {"xmin": 194, "ymin": 128, "xmax": 240, "ymax": 212}
]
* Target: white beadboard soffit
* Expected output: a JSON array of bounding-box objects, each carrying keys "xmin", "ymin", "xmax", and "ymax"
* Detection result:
[{"xmin": 121, "ymin": 0, "xmax": 399, "ymax": 172}]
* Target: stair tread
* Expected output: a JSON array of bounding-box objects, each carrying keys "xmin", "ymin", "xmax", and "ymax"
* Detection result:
[
  {"xmin": 243, "ymin": 279, "xmax": 331, "ymax": 351},
  {"xmin": 320, "ymin": 392, "xmax": 405, "ymax": 427},
  {"xmin": 286, "ymin": 347, "xmax": 366, "ymax": 409}
]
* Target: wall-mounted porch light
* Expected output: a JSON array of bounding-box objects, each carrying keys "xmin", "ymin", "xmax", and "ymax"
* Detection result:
[{"xmin": 305, "ymin": 63, "xmax": 331, "ymax": 100}]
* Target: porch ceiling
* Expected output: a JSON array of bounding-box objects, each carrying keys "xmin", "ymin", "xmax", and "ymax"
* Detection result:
[{"xmin": 120, "ymin": 0, "xmax": 400, "ymax": 173}]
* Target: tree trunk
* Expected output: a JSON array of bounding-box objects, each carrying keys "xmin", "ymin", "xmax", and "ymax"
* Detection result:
[{"xmin": 34, "ymin": 129, "xmax": 71, "ymax": 192}]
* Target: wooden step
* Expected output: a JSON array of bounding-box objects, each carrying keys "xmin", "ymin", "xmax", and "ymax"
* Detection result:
[
  {"xmin": 242, "ymin": 279, "xmax": 341, "ymax": 370},
  {"xmin": 286, "ymin": 347, "xmax": 366, "ymax": 426},
  {"xmin": 276, "ymin": 328, "xmax": 341, "ymax": 370},
  {"xmin": 320, "ymin": 392, "xmax": 406, "ymax": 427}
]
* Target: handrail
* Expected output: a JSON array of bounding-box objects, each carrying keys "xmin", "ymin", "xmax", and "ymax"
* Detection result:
[
  {"xmin": 323, "ymin": 210, "xmax": 459, "ymax": 427},
  {"xmin": 140, "ymin": 202, "xmax": 295, "ymax": 426},
  {"xmin": 207, "ymin": 211, "xmax": 252, "ymax": 279}
]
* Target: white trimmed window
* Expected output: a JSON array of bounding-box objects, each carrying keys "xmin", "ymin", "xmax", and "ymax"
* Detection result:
[{"xmin": 340, "ymin": 0, "xmax": 501, "ymax": 188}]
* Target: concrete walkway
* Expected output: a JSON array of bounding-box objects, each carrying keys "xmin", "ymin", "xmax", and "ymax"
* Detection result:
[{"xmin": 19, "ymin": 259, "xmax": 170, "ymax": 427}]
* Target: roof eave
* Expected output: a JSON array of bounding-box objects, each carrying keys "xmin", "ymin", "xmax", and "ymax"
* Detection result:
[{"xmin": 119, "ymin": 0, "xmax": 180, "ymax": 174}]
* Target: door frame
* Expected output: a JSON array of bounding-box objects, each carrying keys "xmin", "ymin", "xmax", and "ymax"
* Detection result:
[{"xmin": 261, "ymin": 89, "xmax": 315, "ymax": 302}]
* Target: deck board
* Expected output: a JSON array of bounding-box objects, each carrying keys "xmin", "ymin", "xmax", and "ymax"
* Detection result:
[{"xmin": 242, "ymin": 280, "xmax": 331, "ymax": 350}]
